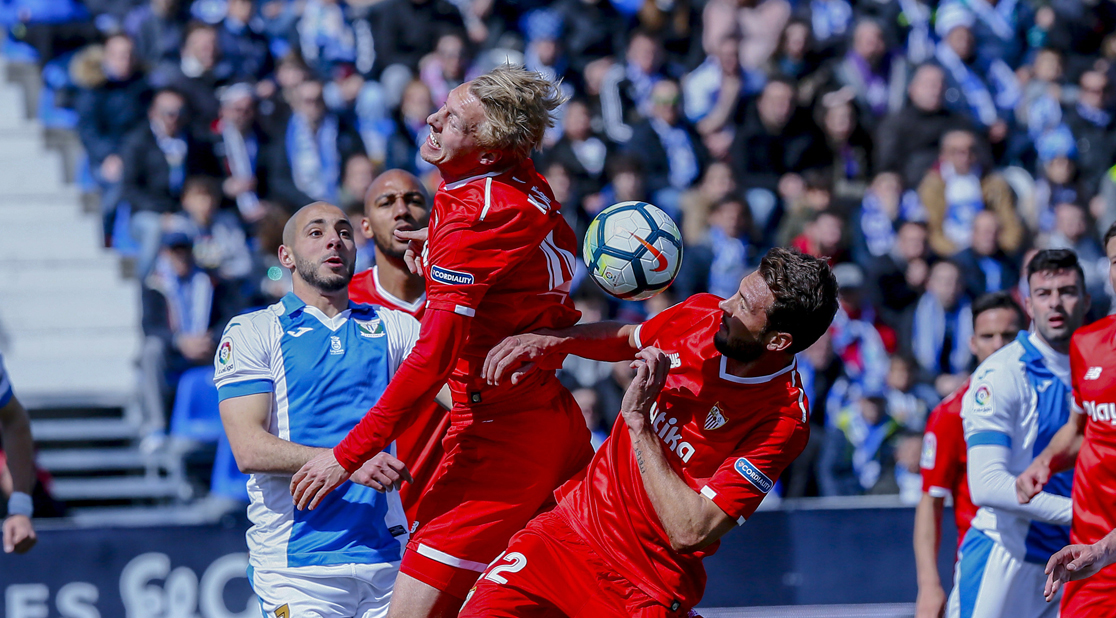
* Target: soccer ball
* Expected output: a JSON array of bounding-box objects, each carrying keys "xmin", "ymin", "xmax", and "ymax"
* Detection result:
[{"xmin": 583, "ymin": 201, "xmax": 683, "ymax": 301}]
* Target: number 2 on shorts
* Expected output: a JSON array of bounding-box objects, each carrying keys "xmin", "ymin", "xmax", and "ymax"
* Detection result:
[
  {"xmin": 484, "ymin": 551, "xmax": 527, "ymax": 584},
  {"xmin": 275, "ymin": 604, "xmax": 290, "ymax": 618}
]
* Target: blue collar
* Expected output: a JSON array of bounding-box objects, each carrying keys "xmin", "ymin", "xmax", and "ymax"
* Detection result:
[
  {"xmin": 282, "ymin": 292, "xmax": 379, "ymax": 319},
  {"xmin": 1016, "ymin": 331, "xmax": 1054, "ymax": 378}
]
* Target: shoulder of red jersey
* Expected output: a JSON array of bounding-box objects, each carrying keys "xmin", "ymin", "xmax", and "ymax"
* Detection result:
[
  {"xmin": 933, "ymin": 379, "xmax": 970, "ymax": 417},
  {"xmin": 1072, "ymin": 314, "xmax": 1116, "ymax": 349},
  {"xmin": 438, "ymin": 162, "xmax": 558, "ymax": 227},
  {"xmin": 634, "ymin": 293, "xmax": 722, "ymax": 349}
]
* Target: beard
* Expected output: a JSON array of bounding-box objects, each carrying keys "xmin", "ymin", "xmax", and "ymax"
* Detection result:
[
  {"xmin": 373, "ymin": 230, "xmax": 408, "ymax": 261},
  {"xmin": 714, "ymin": 327, "xmax": 768, "ymax": 363},
  {"xmin": 295, "ymin": 253, "xmax": 354, "ymax": 292}
]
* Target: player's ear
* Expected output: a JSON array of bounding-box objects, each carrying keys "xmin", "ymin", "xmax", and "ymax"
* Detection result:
[
  {"xmin": 360, "ymin": 216, "xmax": 374, "ymax": 240},
  {"xmin": 766, "ymin": 331, "xmax": 793, "ymax": 353},
  {"xmin": 478, "ymin": 150, "xmax": 500, "ymax": 167},
  {"xmin": 278, "ymin": 244, "xmax": 296, "ymax": 269}
]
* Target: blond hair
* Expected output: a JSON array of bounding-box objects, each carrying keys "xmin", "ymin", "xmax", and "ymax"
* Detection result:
[{"xmin": 469, "ymin": 65, "xmax": 567, "ymax": 161}]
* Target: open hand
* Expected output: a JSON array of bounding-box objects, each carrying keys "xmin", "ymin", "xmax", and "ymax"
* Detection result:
[
  {"xmin": 394, "ymin": 228, "xmax": 428, "ymax": 277},
  {"xmin": 291, "ymin": 450, "xmax": 351, "ymax": 510},
  {"xmin": 1045, "ymin": 542, "xmax": 1114, "ymax": 601},
  {"xmin": 483, "ymin": 332, "xmax": 564, "ymax": 386},
  {"xmin": 352, "ymin": 452, "xmax": 413, "ymax": 492}
]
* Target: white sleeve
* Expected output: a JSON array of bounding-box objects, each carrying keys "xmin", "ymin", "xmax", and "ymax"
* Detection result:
[
  {"xmin": 962, "ymin": 360, "xmax": 1022, "ymax": 447},
  {"xmin": 380, "ymin": 309, "xmax": 421, "ymax": 374},
  {"xmin": 966, "ymin": 444, "xmax": 1073, "ymax": 525},
  {"xmin": 214, "ymin": 313, "xmax": 276, "ymax": 400}
]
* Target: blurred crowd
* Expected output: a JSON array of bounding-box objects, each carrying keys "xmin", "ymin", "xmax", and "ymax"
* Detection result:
[{"xmin": 5, "ymin": 0, "xmax": 1116, "ymax": 500}]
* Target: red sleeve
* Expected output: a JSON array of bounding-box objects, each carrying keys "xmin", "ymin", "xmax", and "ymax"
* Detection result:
[
  {"xmin": 633, "ymin": 296, "xmax": 711, "ymax": 349},
  {"xmin": 1069, "ymin": 335, "xmax": 1085, "ymax": 413},
  {"xmin": 334, "ymin": 308, "xmax": 468, "ymax": 472},
  {"xmin": 920, "ymin": 408, "xmax": 963, "ymax": 496},
  {"xmin": 702, "ymin": 414, "xmax": 808, "ymax": 525},
  {"xmin": 424, "ymin": 191, "xmax": 552, "ymax": 315}
]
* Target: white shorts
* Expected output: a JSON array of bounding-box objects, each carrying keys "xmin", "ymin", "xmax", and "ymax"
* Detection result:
[
  {"xmin": 946, "ymin": 529, "xmax": 1059, "ymax": 618},
  {"xmin": 249, "ymin": 561, "xmax": 399, "ymax": 618}
]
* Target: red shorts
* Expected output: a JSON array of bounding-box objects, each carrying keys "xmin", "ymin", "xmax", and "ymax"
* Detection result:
[
  {"xmin": 399, "ymin": 383, "xmax": 594, "ymax": 600},
  {"xmin": 1062, "ymin": 571, "xmax": 1116, "ymax": 617},
  {"xmin": 460, "ymin": 510, "xmax": 692, "ymax": 617}
]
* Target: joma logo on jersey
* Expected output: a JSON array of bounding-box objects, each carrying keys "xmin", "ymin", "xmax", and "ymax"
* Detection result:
[
  {"xmin": 734, "ymin": 458, "xmax": 773, "ymax": 493},
  {"xmin": 650, "ymin": 406, "xmax": 695, "ymax": 462},
  {"xmin": 430, "ymin": 265, "xmax": 475, "ymax": 286},
  {"xmin": 1083, "ymin": 400, "xmax": 1116, "ymax": 424}
]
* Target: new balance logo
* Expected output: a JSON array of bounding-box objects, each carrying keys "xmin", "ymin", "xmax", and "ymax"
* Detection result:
[
  {"xmin": 1085, "ymin": 367, "xmax": 1104, "ymax": 380},
  {"xmin": 287, "ymin": 327, "xmax": 313, "ymax": 337}
]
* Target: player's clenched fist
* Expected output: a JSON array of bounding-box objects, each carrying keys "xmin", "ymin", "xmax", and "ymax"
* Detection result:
[
  {"xmin": 352, "ymin": 452, "xmax": 414, "ymax": 492},
  {"xmin": 3, "ymin": 515, "xmax": 37, "ymax": 554},
  {"xmin": 291, "ymin": 450, "xmax": 351, "ymax": 511},
  {"xmin": 620, "ymin": 347, "xmax": 670, "ymax": 435},
  {"xmin": 1016, "ymin": 459, "xmax": 1051, "ymax": 504}
]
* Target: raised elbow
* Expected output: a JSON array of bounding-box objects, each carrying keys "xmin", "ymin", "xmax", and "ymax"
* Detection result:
[{"xmin": 667, "ymin": 531, "xmax": 706, "ymax": 554}]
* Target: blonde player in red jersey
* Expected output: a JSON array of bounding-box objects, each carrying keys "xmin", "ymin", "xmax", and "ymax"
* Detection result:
[
  {"xmin": 914, "ymin": 291, "xmax": 1025, "ymax": 618},
  {"xmin": 1018, "ymin": 222, "xmax": 1116, "ymax": 614},
  {"xmin": 347, "ymin": 169, "xmax": 451, "ymax": 525},
  {"xmin": 291, "ymin": 66, "xmax": 595, "ymax": 617},
  {"xmin": 465, "ymin": 248, "xmax": 839, "ymax": 616}
]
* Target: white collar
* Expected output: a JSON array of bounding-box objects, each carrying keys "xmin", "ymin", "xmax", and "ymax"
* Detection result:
[
  {"xmin": 443, "ymin": 169, "xmax": 505, "ymax": 191},
  {"xmin": 302, "ymin": 305, "xmax": 351, "ymax": 331},
  {"xmin": 373, "ymin": 265, "xmax": 426, "ymax": 314},
  {"xmin": 718, "ymin": 356, "xmax": 796, "ymax": 384}
]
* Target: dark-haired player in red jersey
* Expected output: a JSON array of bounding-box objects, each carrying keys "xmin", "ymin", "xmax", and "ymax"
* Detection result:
[
  {"xmin": 913, "ymin": 291, "xmax": 1025, "ymax": 618},
  {"xmin": 463, "ymin": 248, "xmax": 839, "ymax": 616},
  {"xmin": 291, "ymin": 66, "xmax": 595, "ymax": 617},
  {"xmin": 347, "ymin": 168, "xmax": 450, "ymax": 525},
  {"xmin": 1018, "ymin": 223, "xmax": 1116, "ymax": 614}
]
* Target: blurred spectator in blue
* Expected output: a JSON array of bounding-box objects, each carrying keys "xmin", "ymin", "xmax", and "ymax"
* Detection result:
[
  {"xmin": 212, "ymin": 83, "xmax": 268, "ymax": 222},
  {"xmin": 901, "ymin": 259, "xmax": 972, "ymax": 396},
  {"xmin": 72, "ymin": 33, "xmax": 151, "ymax": 241},
  {"xmin": 256, "ymin": 52, "xmax": 309, "ymax": 139},
  {"xmin": 167, "ymin": 176, "xmax": 253, "ymax": 282},
  {"xmin": 703, "ymin": 0, "xmax": 792, "ymax": 74},
  {"xmin": 675, "ymin": 194, "xmax": 754, "ymax": 300},
  {"xmin": 954, "ymin": 210, "xmax": 1019, "ymax": 299},
  {"xmin": 267, "ymin": 79, "xmax": 364, "ymax": 208},
  {"xmin": 920, "ymin": 129, "xmax": 1021, "ymax": 257},
  {"xmin": 122, "ymin": 88, "xmax": 220, "ymax": 278},
  {"xmin": 850, "ymin": 171, "xmax": 923, "ymax": 265},
  {"xmin": 601, "ymin": 30, "xmax": 667, "ymax": 144},
  {"xmin": 729, "ymin": 77, "xmax": 827, "ymax": 232},
  {"xmin": 684, "ymin": 33, "xmax": 754, "ymax": 161},
  {"xmin": 883, "ymin": 354, "xmax": 937, "ymax": 431},
  {"xmin": 554, "ymin": 0, "xmax": 627, "ymax": 77},
  {"xmin": 678, "ymin": 161, "xmax": 736, "ymax": 247},
  {"xmin": 1046, "ymin": 201, "xmax": 1107, "ymax": 308},
  {"xmin": 625, "ymin": 79, "xmax": 706, "ymax": 220},
  {"xmin": 867, "ymin": 217, "xmax": 933, "ymax": 332},
  {"xmin": 796, "ymin": 0, "xmax": 852, "ymax": 57},
  {"xmin": 374, "ymin": 0, "xmax": 466, "ymax": 76},
  {"xmin": 786, "ymin": 329, "xmax": 841, "ymax": 496},
  {"xmin": 831, "ymin": 19, "xmax": 908, "ymax": 131},
  {"xmin": 875, "ymin": 63, "xmax": 971, "ymax": 189},
  {"xmin": 766, "ymin": 18, "xmax": 825, "ymax": 89},
  {"xmin": 540, "ymin": 98, "xmax": 612, "ymax": 204},
  {"xmin": 934, "ymin": 3, "xmax": 1019, "ymax": 144},
  {"xmin": 1016, "ymin": 49, "xmax": 1070, "ymax": 137},
  {"xmin": 1, "ymin": 0, "xmax": 96, "ymax": 62},
  {"xmin": 386, "ymin": 79, "xmax": 436, "ymax": 177},
  {"xmin": 777, "ymin": 167, "xmax": 834, "ymax": 248},
  {"xmin": 818, "ymin": 389, "xmax": 900, "ymax": 496},
  {"xmin": 833, "ymin": 262, "xmax": 896, "ymax": 347},
  {"xmin": 297, "ymin": 0, "xmax": 355, "ymax": 76},
  {"xmin": 522, "ymin": 10, "xmax": 568, "ymax": 86},
  {"xmin": 1063, "ymin": 70, "xmax": 1115, "ymax": 197},
  {"xmin": 817, "ymin": 88, "xmax": 873, "ymax": 206},
  {"xmin": 591, "ymin": 154, "xmax": 647, "ymax": 216},
  {"xmin": 937, "ymin": 0, "xmax": 1033, "ymax": 71},
  {"xmin": 421, "ymin": 32, "xmax": 468, "ymax": 109},
  {"xmin": 150, "ymin": 22, "xmax": 234, "ymax": 136},
  {"xmin": 634, "ymin": 0, "xmax": 703, "ymax": 72},
  {"xmin": 1033, "ymin": 124, "xmax": 1084, "ymax": 237},
  {"xmin": 218, "ymin": 0, "xmax": 272, "ymax": 82},
  {"xmin": 125, "ymin": 0, "xmax": 188, "ymax": 68},
  {"xmin": 573, "ymin": 388, "xmax": 609, "ymax": 451}
]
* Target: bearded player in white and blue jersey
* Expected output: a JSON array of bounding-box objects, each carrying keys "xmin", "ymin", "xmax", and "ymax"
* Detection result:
[
  {"xmin": 215, "ymin": 202, "xmax": 419, "ymax": 618},
  {"xmin": 947, "ymin": 249, "xmax": 1088, "ymax": 618}
]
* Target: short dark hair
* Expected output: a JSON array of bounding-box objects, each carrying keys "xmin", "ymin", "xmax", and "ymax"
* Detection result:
[
  {"xmin": 758, "ymin": 247, "xmax": 839, "ymax": 354},
  {"xmin": 1103, "ymin": 221, "xmax": 1116, "ymax": 250},
  {"xmin": 971, "ymin": 291, "xmax": 1025, "ymax": 327},
  {"xmin": 1027, "ymin": 248, "xmax": 1085, "ymax": 287},
  {"xmin": 182, "ymin": 175, "xmax": 220, "ymax": 201}
]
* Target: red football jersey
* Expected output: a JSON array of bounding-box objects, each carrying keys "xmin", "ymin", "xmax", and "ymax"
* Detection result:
[
  {"xmin": 423, "ymin": 158, "xmax": 581, "ymax": 402},
  {"xmin": 920, "ymin": 380, "xmax": 978, "ymax": 548},
  {"xmin": 347, "ymin": 266, "xmax": 446, "ymax": 523},
  {"xmin": 554, "ymin": 294, "xmax": 810, "ymax": 609}
]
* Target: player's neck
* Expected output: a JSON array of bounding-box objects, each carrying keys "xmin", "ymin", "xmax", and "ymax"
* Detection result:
[
  {"xmin": 1033, "ymin": 329, "xmax": 1070, "ymax": 356},
  {"xmin": 293, "ymin": 280, "xmax": 349, "ymax": 318},
  {"xmin": 374, "ymin": 250, "xmax": 425, "ymax": 304},
  {"xmin": 723, "ymin": 353, "xmax": 793, "ymax": 379}
]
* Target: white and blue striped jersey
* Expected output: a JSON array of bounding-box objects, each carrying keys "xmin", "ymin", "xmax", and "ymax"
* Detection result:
[
  {"xmin": 0, "ymin": 351, "xmax": 13, "ymax": 408},
  {"xmin": 961, "ymin": 331, "xmax": 1074, "ymax": 564},
  {"xmin": 214, "ymin": 293, "xmax": 420, "ymax": 570}
]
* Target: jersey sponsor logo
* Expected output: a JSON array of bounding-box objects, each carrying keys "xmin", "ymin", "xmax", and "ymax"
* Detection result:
[
  {"xmin": 734, "ymin": 458, "xmax": 774, "ymax": 493},
  {"xmin": 1085, "ymin": 367, "xmax": 1104, "ymax": 380},
  {"xmin": 329, "ymin": 335, "xmax": 345, "ymax": 356},
  {"xmin": 972, "ymin": 383, "xmax": 993, "ymax": 415},
  {"xmin": 650, "ymin": 405, "xmax": 696, "ymax": 462},
  {"xmin": 216, "ymin": 340, "xmax": 235, "ymax": 376},
  {"xmin": 1083, "ymin": 400, "xmax": 1116, "ymax": 424},
  {"xmin": 356, "ymin": 318, "xmax": 385, "ymax": 338},
  {"xmin": 286, "ymin": 326, "xmax": 313, "ymax": 337},
  {"xmin": 704, "ymin": 402, "xmax": 728, "ymax": 431},
  {"xmin": 429, "ymin": 265, "xmax": 475, "ymax": 286},
  {"xmin": 527, "ymin": 186, "xmax": 553, "ymax": 214},
  {"xmin": 920, "ymin": 432, "xmax": 937, "ymax": 470}
]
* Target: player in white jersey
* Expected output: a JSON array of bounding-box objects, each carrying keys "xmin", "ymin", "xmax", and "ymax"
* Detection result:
[
  {"xmin": 947, "ymin": 249, "xmax": 1088, "ymax": 618},
  {"xmin": 215, "ymin": 202, "xmax": 419, "ymax": 618},
  {"xmin": 0, "ymin": 352, "xmax": 37, "ymax": 554}
]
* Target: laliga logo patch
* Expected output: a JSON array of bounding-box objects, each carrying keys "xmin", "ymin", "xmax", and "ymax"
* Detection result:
[
  {"xmin": 430, "ymin": 265, "xmax": 475, "ymax": 286},
  {"xmin": 920, "ymin": 433, "xmax": 937, "ymax": 470},
  {"xmin": 216, "ymin": 340, "xmax": 235, "ymax": 375},
  {"xmin": 734, "ymin": 458, "xmax": 773, "ymax": 493},
  {"xmin": 972, "ymin": 384, "xmax": 993, "ymax": 415}
]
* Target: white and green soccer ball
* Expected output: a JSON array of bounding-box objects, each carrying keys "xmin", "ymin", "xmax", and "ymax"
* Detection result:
[{"xmin": 583, "ymin": 201, "xmax": 683, "ymax": 301}]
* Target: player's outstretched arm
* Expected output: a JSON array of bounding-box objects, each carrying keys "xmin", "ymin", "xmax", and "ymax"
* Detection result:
[
  {"xmin": 623, "ymin": 348, "xmax": 736, "ymax": 553},
  {"xmin": 0, "ymin": 395, "xmax": 37, "ymax": 554},
  {"xmin": 968, "ymin": 444, "xmax": 1072, "ymax": 525},
  {"xmin": 1017, "ymin": 412, "xmax": 1085, "ymax": 503},
  {"xmin": 1044, "ymin": 529, "xmax": 1116, "ymax": 602},
  {"xmin": 483, "ymin": 322, "xmax": 640, "ymax": 386},
  {"xmin": 912, "ymin": 494, "xmax": 947, "ymax": 618}
]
